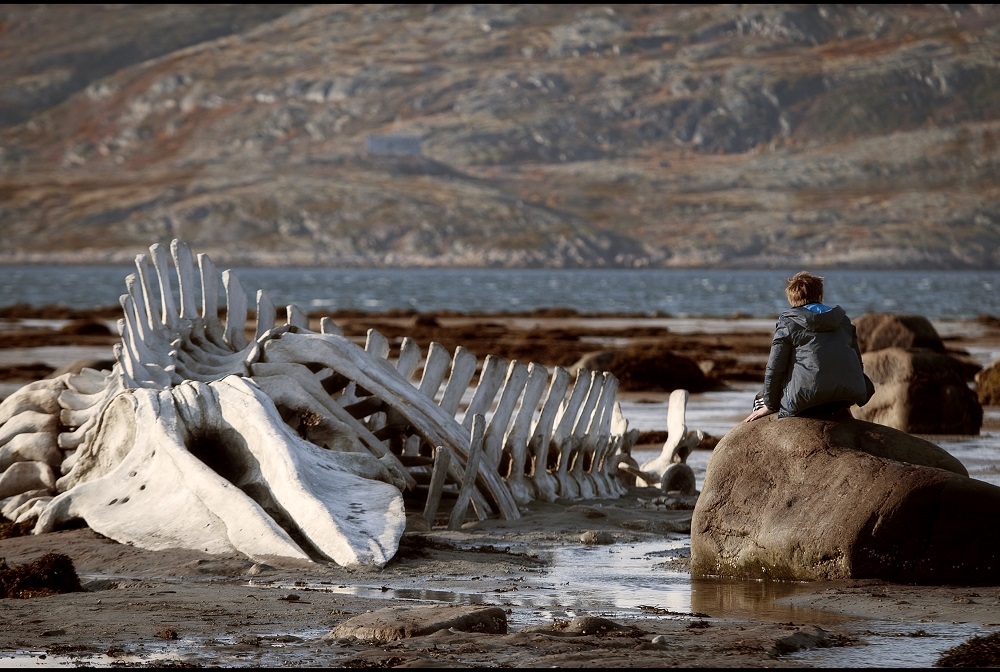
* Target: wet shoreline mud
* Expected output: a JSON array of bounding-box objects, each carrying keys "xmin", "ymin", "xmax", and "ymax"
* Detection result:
[
  {"xmin": 2, "ymin": 493, "xmax": 999, "ymax": 668},
  {"xmin": 1, "ymin": 307, "xmax": 999, "ymax": 667}
]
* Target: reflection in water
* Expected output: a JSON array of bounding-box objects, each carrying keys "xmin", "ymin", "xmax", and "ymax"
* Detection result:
[
  {"xmin": 690, "ymin": 577, "xmax": 854, "ymax": 625},
  {"xmin": 249, "ymin": 540, "xmax": 697, "ymax": 628}
]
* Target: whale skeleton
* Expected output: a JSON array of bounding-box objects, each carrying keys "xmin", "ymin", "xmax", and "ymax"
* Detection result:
[{"xmin": 0, "ymin": 239, "xmax": 641, "ymax": 567}]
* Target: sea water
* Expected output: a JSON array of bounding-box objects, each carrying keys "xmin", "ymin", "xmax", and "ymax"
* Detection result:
[{"xmin": 2, "ymin": 266, "xmax": 999, "ymax": 320}]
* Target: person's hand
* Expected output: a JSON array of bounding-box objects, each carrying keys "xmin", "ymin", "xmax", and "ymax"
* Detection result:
[{"xmin": 744, "ymin": 406, "xmax": 775, "ymax": 423}]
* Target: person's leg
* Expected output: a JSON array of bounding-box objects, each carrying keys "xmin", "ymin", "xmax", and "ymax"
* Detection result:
[{"xmin": 799, "ymin": 403, "xmax": 853, "ymax": 421}]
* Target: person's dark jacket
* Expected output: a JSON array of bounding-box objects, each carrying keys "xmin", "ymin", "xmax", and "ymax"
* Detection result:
[{"xmin": 762, "ymin": 303, "xmax": 873, "ymax": 418}]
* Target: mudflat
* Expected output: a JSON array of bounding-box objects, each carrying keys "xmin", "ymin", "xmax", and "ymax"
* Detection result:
[{"xmin": 1, "ymin": 491, "xmax": 999, "ymax": 668}]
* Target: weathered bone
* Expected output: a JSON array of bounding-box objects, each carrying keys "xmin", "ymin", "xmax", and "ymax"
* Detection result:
[
  {"xmin": 259, "ymin": 331, "xmax": 521, "ymax": 520},
  {"xmin": 1, "ymin": 488, "xmax": 51, "ymax": 520},
  {"xmin": 575, "ymin": 373, "xmax": 619, "ymax": 498},
  {"xmin": 38, "ymin": 378, "xmax": 406, "ymax": 566},
  {"xmin": 0, "ymin": 461, "xmax": 56, "ymax": 499},
  {"xmin": 500, "ymin": 362, "xmax": 549, "ymax": 505},
  {"xmin": 550, "ymin": 370, "xmax": 594, "ymax": 499},
  {"xmin": 420, "ymin": 444, "xmax": 453, "ymax": 525},
  {"xmin": 635, "ymin": 388, "xmax": 703, "ymax": 494},
  {"xmin": 0, "ymin": 239, "xmax": 667, "ymax": 567},
  {"xmin": 449, "ymin": 414, "xmax": 487, "ymax": 530},
  {"xmin": 527, "ymin": 366, "xmax": 570, "ymax": 502}
]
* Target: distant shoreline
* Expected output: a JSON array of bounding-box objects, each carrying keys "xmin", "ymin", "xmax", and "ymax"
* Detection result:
[{"xmin": 3, "ymin": 254, "xmax": 999, "ymax": 272}]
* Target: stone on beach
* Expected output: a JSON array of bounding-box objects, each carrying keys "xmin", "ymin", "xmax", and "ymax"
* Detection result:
[
  {"xmin": 691, "ymin": 415, "xmax": 1000, "ymax": 585},
  {"xmin": 851, "ymin": 312, "xmax": 983, "ymax": 435},
  {"xmin": 329, "ymin": 604, "xmax": 508, "ymax": 642},
  {"xmin": 854, "ymin": 312, "xmax": 946, "ymax": 353},
  {"xmin": 855, "ymin": 346, "xmax": 983, "ymax": 435},
  {"xmin": 573, "ymin": 346, "xmax": 718, "ymax": 393}
]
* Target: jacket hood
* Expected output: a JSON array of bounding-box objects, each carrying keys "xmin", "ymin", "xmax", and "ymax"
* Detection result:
[{"xmin": 781, "ymin": 303, "xmax": 848, "ymax": 332}]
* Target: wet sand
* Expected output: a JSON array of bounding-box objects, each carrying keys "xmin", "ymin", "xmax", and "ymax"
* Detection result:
[{"xmin": 1, "ymin": 307, "xmax": 1000, "ymax": 667}]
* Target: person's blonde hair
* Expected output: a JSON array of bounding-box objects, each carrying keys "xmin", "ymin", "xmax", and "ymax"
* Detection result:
[{"xmin": 785, "ymin": 271, "xmax": 824, "ymax": 307}]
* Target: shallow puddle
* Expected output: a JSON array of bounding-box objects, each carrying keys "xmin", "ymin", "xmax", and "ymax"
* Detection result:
[{"xmin": 0, "ymin": 649, "xmax": 196, "ymax": 668}]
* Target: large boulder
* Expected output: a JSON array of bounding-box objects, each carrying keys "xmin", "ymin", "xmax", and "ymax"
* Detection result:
[
  {"xmin": 691, "ymin": 415, "xmax": 1000, "ymax": 585},
  {"xmin": 854, "ymin": 313, "xmax": 946, "ymax": 353},
  {"xmin": 854, "ymin": 347, "xmax": 982, "ymax": 434},
  {"xmin": 854, "ymin": 311, "xmax": 980, "ymax": 380}
]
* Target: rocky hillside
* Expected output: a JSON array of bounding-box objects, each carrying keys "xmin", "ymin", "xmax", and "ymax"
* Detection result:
[{"xmin": 1, "ymin": 4, "xmax": 998, "ymax": 269}]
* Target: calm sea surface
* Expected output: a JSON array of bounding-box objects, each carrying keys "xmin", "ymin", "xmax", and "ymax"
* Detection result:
[{"xmin": 1, "ymin": 265, "xmax": 999, "ymax": 319}]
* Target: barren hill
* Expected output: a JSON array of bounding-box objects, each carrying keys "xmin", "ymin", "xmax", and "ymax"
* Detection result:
[{"xmin": 1, "ymin": 4, "xmax": 998, "ymax": 269}]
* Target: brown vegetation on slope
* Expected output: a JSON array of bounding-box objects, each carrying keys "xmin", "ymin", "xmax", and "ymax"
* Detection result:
[{"xmin": 1, "ymin": 5, "xmax": 999, "ymax": 269}]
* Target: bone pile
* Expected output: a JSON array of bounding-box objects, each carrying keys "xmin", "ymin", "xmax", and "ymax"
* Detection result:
[{"xmin": 0, "ymin": 240, "xmax": 642, "ymax": 567}]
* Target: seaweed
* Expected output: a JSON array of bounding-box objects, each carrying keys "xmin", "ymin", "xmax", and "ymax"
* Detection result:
[{"xmin": 0, "ymin": 552, "xmax": 85, "ymax": 599}]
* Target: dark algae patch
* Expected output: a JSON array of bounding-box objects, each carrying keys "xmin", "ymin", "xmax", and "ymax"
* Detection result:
[
  {"xmin": 937, "ymin": 630, "xmax": 1000, "ymax": 668},
  {"xmin": 0, "ymin": 552, "xmax": 85, "ymax": 598},
  {"xmin": 0, "ymin": 519, "xmax": 33, "ymax": 540}
]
